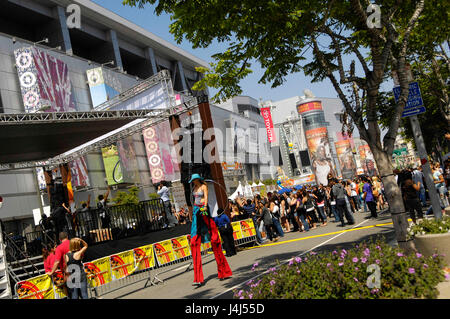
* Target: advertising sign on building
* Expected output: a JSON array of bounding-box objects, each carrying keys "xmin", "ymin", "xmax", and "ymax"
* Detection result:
[
  {"xmin": 335, "ymin": 140, "xmax": 357, "ymax": 179},
  {"xmin": 296, "ymin": 101, "xmax": 323, "ymax": 114},
  {"xmin": 358, "ymin": 144, "xmax": 378, "ymax": 176},
  {"xmin": 305, "ymin": 127, "xmax": 336, "ymax": 186}
]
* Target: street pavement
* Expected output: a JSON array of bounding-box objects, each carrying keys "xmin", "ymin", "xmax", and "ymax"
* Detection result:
[{"xmin": 100, "ymin": 209, "xmax": 400, "ymax": 299}]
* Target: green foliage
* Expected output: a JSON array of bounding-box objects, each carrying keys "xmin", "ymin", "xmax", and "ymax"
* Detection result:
[
  {"xmin": 407, "ymin": 216, "xmax": 450, "ymax": 239},
  {"xmin": 111, "ymin": 186, "xmax": 140, "ymax": 206},
  {"xmin": 236, "ymin": 239, "xmax": 446, "ymax": 299},
  {"xmin": 148, "ymin": 193, "xmax": 160, "ymax": 200},
  {"xmin": 261, "ymin": 179, "xmax": 277, "ymax": 186}
]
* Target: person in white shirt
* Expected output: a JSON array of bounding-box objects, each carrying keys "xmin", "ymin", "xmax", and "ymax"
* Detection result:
[{"xmin": 157, "ymin": 181, "xmax": 178, "ymax": 228}]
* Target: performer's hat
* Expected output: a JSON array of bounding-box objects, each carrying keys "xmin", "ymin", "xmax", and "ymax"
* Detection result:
[{"xmin": 188, "ymin": 173, "xmax": 203, "ymax": 183}]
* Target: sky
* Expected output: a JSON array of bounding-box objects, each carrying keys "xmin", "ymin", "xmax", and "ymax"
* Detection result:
[{"xmin": 92, "ymin": 0, "xmax": 340, "ymax": 103}]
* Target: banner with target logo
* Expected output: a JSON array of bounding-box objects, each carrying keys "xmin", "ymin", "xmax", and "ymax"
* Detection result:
[{"xmin": 16, "ymin": 274, "xmax": 54, "ymax": 300}]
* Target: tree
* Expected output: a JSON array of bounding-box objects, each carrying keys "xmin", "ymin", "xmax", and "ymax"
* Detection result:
[
  {"xmin": 124, "ymin": 0, "xmax": 448, "ymax": 251},
  {"xmin": 111, "ymin": 186, "xmax": 140, "ymax": 206}
]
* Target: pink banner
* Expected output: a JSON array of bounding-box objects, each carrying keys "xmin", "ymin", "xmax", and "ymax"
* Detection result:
[{"xmin": 261, "ymin": 107, "xmax": 276, "ymax": 143}]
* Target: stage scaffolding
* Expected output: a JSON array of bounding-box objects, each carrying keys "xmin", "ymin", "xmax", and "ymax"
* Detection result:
[{"xmin": 0, "ymin": 69, "xmax": 204, "ymax": 171}]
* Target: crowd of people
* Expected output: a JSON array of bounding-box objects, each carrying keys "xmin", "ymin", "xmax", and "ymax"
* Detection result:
[{"xmin": 224, "ymin": 176, "xmax": 390, "ymax": 244}]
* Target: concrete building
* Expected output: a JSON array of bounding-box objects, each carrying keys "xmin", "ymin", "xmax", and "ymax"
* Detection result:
[
  {"xmin": 213, "ymin": 96, "xmax": 275, "ymax": 192},
  {"xmin": 266, "ymin": 92, "xmax": 362, "ymax": 181}
]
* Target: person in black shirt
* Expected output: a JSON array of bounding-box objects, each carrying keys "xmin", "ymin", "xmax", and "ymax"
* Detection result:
[
  {"xmin": 401, "ymin": 171, "xmax": 423, "ymax": 224},
  {"xmin": 313, "ymin": 185, "xmax": 328, "ymax": 226}
]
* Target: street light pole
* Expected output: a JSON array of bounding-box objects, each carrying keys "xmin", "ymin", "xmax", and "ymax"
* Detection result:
[{"xmin": 409, "ymin": 115, "xmax": 442, "ymax": 219}]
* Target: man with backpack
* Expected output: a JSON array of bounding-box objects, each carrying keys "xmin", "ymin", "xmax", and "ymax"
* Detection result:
[{"xmin": 331, "ymin": 179, "xmax": 355, "ymax": 226}]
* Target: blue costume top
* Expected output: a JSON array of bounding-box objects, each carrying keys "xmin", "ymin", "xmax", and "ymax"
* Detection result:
[{"xmin": 190, "ymin": 188, "xmax": 211, "ymax": 243}]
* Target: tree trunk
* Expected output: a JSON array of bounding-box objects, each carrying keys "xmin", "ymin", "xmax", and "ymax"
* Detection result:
[{"xmin": 370, "ymin": 146, "xmax": 416, "ymax": 254}]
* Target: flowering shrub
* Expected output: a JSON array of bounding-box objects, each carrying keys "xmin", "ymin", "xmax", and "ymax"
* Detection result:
[
  {"xmin": 407, "ymin": 216, "xmax": 450, "ymax": 239},
  {"xmin": 235, "ymin": 240, "xmax": 446, "ymax": 299}
]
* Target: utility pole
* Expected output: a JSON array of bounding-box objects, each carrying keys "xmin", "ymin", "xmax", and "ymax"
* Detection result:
[{"xmin": 409, "ymin": 115, "xmax": 443, "ymax": 219}]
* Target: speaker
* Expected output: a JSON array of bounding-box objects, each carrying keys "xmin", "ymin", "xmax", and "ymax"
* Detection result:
[
  {"xmin": 300, "ymin": 150, "xmax": 311, "ymax": 167},
  {"xmin": 289, "ymin": 153, "xmax": 298, "ymax": 170}
]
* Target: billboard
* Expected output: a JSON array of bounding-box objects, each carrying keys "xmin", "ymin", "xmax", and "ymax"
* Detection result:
[
  {"xmin": 14, "ymin": 47, "xmax": 77, "ymax": 113},
  {"xmin": 86, "ymin": 67, "xmax": 122, "ymax": 108},
  {"xmin": 359, "ymin": 144, "xmax": 378, "ymax": 176},
  {"xmin": 101, "ymin": 145, "xmax": 124, "ymax": 185},
  {"xmin": 305, "ymin": 127, "xmax": 335, "ymax": 186},
  {"xmin": 335, "ymin": 140, "xmax": 357, "ymax": 179},
  {"xmin": 296, "ymin": 101, "xmax": 323, "ymax": 114}
]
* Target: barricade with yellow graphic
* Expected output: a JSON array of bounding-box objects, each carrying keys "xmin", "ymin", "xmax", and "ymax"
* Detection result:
[
  {"xmin": 110, "ymin": 250, "xmax": 136, "ymax": 280},
  {"xmin": 84, "ymin": 257, "xmax": 112, "ymax": 288},
  {"xmin": 231, "ymin": 221, "xmax": 243, "ymax": 240},
  {"xmin": 154, "ymin": 239, "xmax": 176, "ymax": 267},
  {"xmin": 171, "ymin": 236, "xmax": 191, "ymax": 260},
  {"xmin": 133, "ymin": 244, "xmax": 156, "ymax": 271},
  {"xmin": 15, "ymin": 218, "xmax": 257, "ymax": 299},
  {"xmin": 15, "ymin": 274, "xmax": 54, "ymax": 300}
]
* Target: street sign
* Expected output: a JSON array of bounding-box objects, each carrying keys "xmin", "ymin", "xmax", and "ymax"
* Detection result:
[{"xmin": 393, "ymin": 81, "xmax": 426, "ymax": 118}]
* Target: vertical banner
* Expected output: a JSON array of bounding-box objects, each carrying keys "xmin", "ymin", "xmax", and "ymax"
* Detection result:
[
  {"xmin": 171, "ymin": 236, "xmax": 191, "ymax": 260},
  {"xmin": 154, "ymin": 240, "xmax": 176, "ymax": 266},
  {"xmin": 261, "ymin": 107, "xmax": 276, "ymax": 143},
  {"xmin": 69, "ymin": 156, "xmax": 90, "ymax": 188},
  {"xmin": 117, "ymin": 136, "xmax": 141, "ymax": 184},
  {"xmin": 143, "ymin": 120, "xmax": 180, "ymax": 184},
  {"xmin": 335, "ymin": 140, "xmax": 357, "ymax": 179},
  {"xmin": 359, "ymin": 144, "xmax": 378, "ymax": 176},
  {"xmin": 133, "ymin": 244, "xmax": 156, "ymax": 271},
  {"xmin": 101, "ymin": 145, "xmax": 124, "ymax": 185},
  {"xmin": 16, "ymin": 275, "xmax": 54, "ymax": 299},
  {"xmin": 110, "ymin": 251, "xmax": 136, "ymax": 280},
  {"xmin": 84, "ymin": 257, "xmax": 112, "ymax": 288},
  {"xmin": 14, "ymin": 47, "xmax": 77, "ymax": 113},
  {"xmin": 305, "ymin": 127, "xmax": 335, "ymax": 186},
  {"xmin": 240, "ymin": 219, "xmax": 256, "ymax": 238},
  {"xmin": 231, "ymin": 221, "xmax": 243, "ymax": 241}
]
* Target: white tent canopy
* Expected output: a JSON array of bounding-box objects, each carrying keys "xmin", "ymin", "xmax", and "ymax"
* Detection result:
[{"xmin": 229, "ymin": 182, "xmax": 244, "ymax": 200}]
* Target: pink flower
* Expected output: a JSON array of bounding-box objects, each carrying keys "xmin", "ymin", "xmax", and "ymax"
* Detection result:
[
  {"xmin": 270, "ymin": 280, "xmax": 276, "ymax": 286},
  {"xmin": 397, "ymin": 252, "xmax": 404, "ymax": 257},
  {"xmin": 376, "ymin": 245, "xmax": 381, "ymax": 250},
  {"xmin": 342, "ymin": 249, "xmax": 348, "ymax": 255},
  {"xmin": 310, "ymin": 251, "xmax": 317, "ymax": 255},
  {"xmin": 423, "ymin": 264, "xmax": 428, "ymax": 269},
  {"xmin": 416, "ymin": 253, "xmax": 422, "ymax": 258},
  {"xmin": 355, "ymin": 267, "xmax": 359, "ymax": 271},
  {"xmin": 353, "ymin": 277, "xmax": 359, "ymax": 282},
  {"xmin": 248, "ymin": 294, "xmax": 253, "ymax": 299},
  {"xmin": 408, "ymin": 268, "xmax": 415, "ymax": 274},
  {"xmin": 289, "ymin": 260, "xmax": 294, "ymax": 266},
  {"xmin": 361, "ymin": 257, "xmax": 367, "ymax": 264},
  {"xmin": 332, "ymin": 250, "xmax": 337, "ymax": 255},
  {"xmin": 295, "ymin": 257, "xmax": 302, "ymax": 263},
  {"xmin": 338, "ymin": 262, "xmax": 344, "ymax": 267},
  {"xmin": 327, "ymin": 263, "xmax": 332, "ymax": 267},
  {"xmin": 352, "ymin": 257, "xmax": 359, "ymax": 263},
  {"xmin": 364, "ymin": 248, "xmax": 370, "ymax": 256},
  {"xmin": 371, "ymin": 288, "xmax": 380, "ymax": 294},
  {"xmin": 240, "ymin": 296, "xmax": 244, "ymax": 299},
  {"xmin": 375, "ymin": 259, "xmax": 380, "ymax": 264}
]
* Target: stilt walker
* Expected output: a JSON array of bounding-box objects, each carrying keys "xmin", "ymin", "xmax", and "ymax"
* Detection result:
[{"xmin": 189, "ymin": 174, "xmax": 232, "ymax": 286}]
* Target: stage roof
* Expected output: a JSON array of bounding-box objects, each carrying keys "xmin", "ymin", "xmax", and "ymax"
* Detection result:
[{"xmin": 0, "ymin": 110, "xmax": 161, "ymax": 167}]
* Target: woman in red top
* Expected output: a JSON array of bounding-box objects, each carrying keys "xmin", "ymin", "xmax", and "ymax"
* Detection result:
[{"xmin": 43, "ymin": 245, "xmax": 56, "ymax": 273}]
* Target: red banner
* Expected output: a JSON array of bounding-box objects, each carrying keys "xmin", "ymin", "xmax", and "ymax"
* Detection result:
[
  {"xmin": 296, "ymin": 101, "xmax": 323, "ymax": 114},
  {"xmin": 261, "ymin": 107, "xmax": 276, "ymax": 143}
]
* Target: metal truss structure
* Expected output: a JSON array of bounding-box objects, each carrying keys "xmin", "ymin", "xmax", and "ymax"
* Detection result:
[
  {"xmin": 94, "ymin": 69, "xmax": 176, "ymax": 112},
  {"xmin": 0, "ymin": 109, "xmax": 163, "ymax": 125},
  {"xmin": 0, "ymin": 94, "xmax": 207, "ymax": 171}
]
